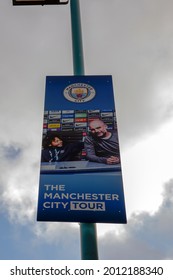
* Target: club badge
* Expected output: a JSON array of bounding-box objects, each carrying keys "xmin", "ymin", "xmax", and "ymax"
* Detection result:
[{"xmin": 63, "ymin": 83, "xmax": 96, "ymax": 103}]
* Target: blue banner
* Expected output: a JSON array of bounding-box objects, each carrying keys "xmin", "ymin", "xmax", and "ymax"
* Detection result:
[{"xmin": 37, "ymin": 75, "xmax": 126, "ymax": 223}]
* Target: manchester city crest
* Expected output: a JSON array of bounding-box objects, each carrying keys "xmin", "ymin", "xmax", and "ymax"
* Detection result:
[{"xmin": 63, "ymin": 83, "xmax": 96, "ymax": 103}]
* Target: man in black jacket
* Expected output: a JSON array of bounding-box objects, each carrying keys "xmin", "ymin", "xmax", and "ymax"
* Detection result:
[{"xmin": 84, "ymin": 119, "xmax": 120, "ymax": 164}]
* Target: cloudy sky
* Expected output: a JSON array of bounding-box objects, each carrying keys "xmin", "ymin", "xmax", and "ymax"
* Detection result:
[{"xmin": 0, "ymin": 0, "xmax": 173, "ymax": 260}]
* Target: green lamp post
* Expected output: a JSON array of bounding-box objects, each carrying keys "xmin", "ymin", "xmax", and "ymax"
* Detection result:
[{"xmin": 12, "ymin": 0, "xmax": 99, "ymax": 260}]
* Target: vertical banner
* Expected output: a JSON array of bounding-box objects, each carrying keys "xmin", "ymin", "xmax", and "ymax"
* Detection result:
[{"xmin": 37, "ymin": 75, "xmax": 126, "ymax": 223}]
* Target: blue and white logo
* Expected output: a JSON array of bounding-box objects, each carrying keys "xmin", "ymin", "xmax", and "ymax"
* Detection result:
[{"xmin": 63, "ymin": 83, "xmax": 96, "ymax": 103}]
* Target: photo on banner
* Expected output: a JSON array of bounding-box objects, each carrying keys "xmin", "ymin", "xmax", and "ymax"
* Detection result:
[{"xmin": 37, "ymin": 75, "xmax": 127, "ymax": 223}]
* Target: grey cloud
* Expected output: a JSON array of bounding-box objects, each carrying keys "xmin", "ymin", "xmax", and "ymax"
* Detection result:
[
  {"xmin": 1, "ymin": 0, "xmax": 173, "ymax": 151},
  {"xmin": 81, "ymin": 0, "xmax": 173, "ymax": 146},
  {"xmin": 0, "ymin": 139, "xmax": 39, "ymax": 224},
  {"xmin": 99, "ymin": 179, "xmax": 173, "ymax": 260},
  {"xmin": 0, "ymin": 144, "xmax": 22, "ymax": 160}
]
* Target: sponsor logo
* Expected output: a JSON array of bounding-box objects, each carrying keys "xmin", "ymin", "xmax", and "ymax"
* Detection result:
[
  {"xmin": 48, "ymin": 128, "xmax": 61, "ymax": 132},
  {"xmin": 75, "ymin": 118, "xmax": 87, "ymax": 123},
  {"xmin": 61, "ymin": 118, "xmax": 74, "ymax": 123},
  {"xmin": 62, "ymin": 110, "xmax": 74, "ymax": 114},
  {"xmin": 88, "ymin": 113, "xmax": 100, "ymax": 118},
  {"xmin": 49, "ymin": 114, "xmax": 61, "ymax": 120},
  {"xmin": 49, "ymin": 110, "xmax": 61, "ymax": 114},
  {"xmin": 74, "ymin": 127, "xmax": 86, "ymax": 131},
  {"xmin": 75, "ymin": 122, "xmax": 87, "ymax": 128},
  {"xmin": 48, "ymin": 119, "xmax": 61, "ymax": 123},
  {"xmin": 64, "ymin": 83, "xmax": 95, "ymax": 103},
  {"xmin": 101, "ymin": 109, "xmax": 113, "ymax": 112},
  {"xmin": 75, "ymin": 113, "xmax": 87, "ymax": 118},
  {"xmin": 106, "ymin": 125, "xmax": 114, "ymax": 130},
  {"xmin": 101, "ymin": 117, "xmax": 114, "ymax": 122},
  {"xmin": 48, "ymin": 123, "xmax": 61, "ymax": 129},
  {"xmin": 101, "ymin": 112, "xmax": 113, "ymax": 117},
  {"xmin": 62, "ymin": 114, "xmax": 74, "ymax": 118},
  {"xmin": 75, "ymin": 110, "xmax": 87, "ymax": 113},
  {"xmin": 61, "ymin": 128, "xmax": 74, "ymax": 132},
  {"xmin": 61, "ymin": 123, "xmax": 74, "ymax": 128},
  {"xmin": 88, "ymin": 110, "xmax": 100, "ymax": 113}
]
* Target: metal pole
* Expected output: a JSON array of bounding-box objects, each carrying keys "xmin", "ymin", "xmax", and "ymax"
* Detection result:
[
  {"xmin": 70, "ymin": 0, "xmax": 99, "ymax": 260},
  {"xmin": 70, "ymin": 0, "xmax": 84, "ymax": 75},
  {"xmin": 80, "ymin": 223, "xmax": 99, "ymax": 260}
]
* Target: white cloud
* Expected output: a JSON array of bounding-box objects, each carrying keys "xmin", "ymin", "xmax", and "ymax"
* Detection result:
[
  {"xmin": 121, "ymin": 118, "xmax": 173, "ymax": 216},
  {"xmin": 99, "ymin": 179, "xmax": 173, "ymax": 259}
]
